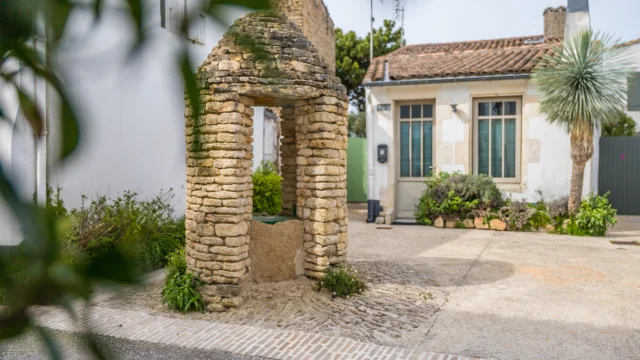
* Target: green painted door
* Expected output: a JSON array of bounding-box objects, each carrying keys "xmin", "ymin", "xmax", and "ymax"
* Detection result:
[{"xmin": 347, "ymin": 138, "xmax": 367, "ymax": 202}]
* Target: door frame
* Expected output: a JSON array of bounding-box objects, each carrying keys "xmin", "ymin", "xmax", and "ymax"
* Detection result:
[{"xmin": 394, "ymin": 100, "xmax": 436, "ymax": 219}]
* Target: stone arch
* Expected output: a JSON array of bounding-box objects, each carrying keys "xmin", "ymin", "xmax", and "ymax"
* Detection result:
[{"xmin": 184, "ymin": 11, "xmax": 348, "ymax": 312}]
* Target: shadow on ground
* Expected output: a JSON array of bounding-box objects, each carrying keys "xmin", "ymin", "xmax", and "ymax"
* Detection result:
[{"xmin": 352, "ymin": 258, "xmax": 515, "ymax": 288}]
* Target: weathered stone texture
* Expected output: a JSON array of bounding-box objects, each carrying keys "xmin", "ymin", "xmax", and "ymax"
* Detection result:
[
  {"xmin": 249, "ymin": 219, "xmax": 304, "ymax": 282},
  {"xmin": 185, "ymin": 11, "xmax": 347, "ymax": 312},
  {"xmin": 269, "ymin": 1, "xmax": 336, "ymax": 72}
]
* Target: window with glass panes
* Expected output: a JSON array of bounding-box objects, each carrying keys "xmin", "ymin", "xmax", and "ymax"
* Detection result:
[
  {"xmin": 399, "ymin": 103, "xmax": 434, "ymax": 178},
  {"xmin": 473, "ymin": 98, "xmax": 521, "ymax": 182}
]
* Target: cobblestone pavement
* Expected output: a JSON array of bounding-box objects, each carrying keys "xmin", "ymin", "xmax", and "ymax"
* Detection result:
[
  {"xmin": 32, "ymin": 306, "xmax": 483, "ymax": 360},
  {"xmin": 94, "ymin": 261, "xmax": 448, "ymax": 348}
]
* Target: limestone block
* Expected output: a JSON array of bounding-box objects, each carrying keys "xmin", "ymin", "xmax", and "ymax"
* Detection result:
[
  {"xmin": 434, "ymin": 217, "xmax": 444, "ymax": 228},
  {"xmin": 463, "ymin": 219, "xmax": 475, "ymax": 228},
  {"xmin": 200, "ymin": 237, "xmax": 224, "ymax": 246},
  {"xmin": 197, "ymin": 224, "xmax": 216, "ymax": 236},
  {"xmin": 304, "ymin": 221, "xmax": 340, "ymax": 235},
  {"xmin": 215, "ymin": 222, "xmax": 249, "ymax": 237},
  {"xmin": 489, "ymin": 219, "xmax": 507, "ymax": 231},
  {"xmin": 474, "ymin": 217, "xmax": 490, "ymax": 230},
  {"xmin": 375, "ymin": 216, "xmax": 385, "ymax": 224},
  {"xmin": 445, "ymin": 219, "xmax": 457, "ymax": 229},
  {"xmin": 250, "ymin": 219, "xmax": 304, "ymax": 283}
]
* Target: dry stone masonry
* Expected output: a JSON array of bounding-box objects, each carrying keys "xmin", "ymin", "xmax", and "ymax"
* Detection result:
[{"xmin": 184, "ymin": 11, "xmax": 348, "ymax": 312}]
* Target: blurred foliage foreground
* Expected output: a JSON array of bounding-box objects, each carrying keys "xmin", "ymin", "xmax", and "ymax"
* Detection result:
[{"xmin": 1, "ymin": 0, "xmax": 271, "ymax": 358}]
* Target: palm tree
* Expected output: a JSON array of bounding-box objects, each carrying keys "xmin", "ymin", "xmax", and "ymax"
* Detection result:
[{"xmin": 532, "ymin": 31, "xmax": 634, "ymax": 213}]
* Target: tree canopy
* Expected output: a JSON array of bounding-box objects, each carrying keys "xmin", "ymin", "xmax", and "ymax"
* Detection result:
[{"xmin": 336, "ymin": 20, "xmax": 404, "ymax": 112}]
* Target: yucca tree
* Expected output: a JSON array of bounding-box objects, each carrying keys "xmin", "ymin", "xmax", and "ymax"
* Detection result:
[{"xmin": 532, "ymin": 31, "xmax": 634, "ymax": 213}]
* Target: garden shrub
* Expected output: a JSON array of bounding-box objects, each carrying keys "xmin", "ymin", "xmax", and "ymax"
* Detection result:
[
  {"xmin": 560, "ymin": 192, "xmax": 618, "ymax": 236},
  {"xmin": 527, "ymin": 202, "xmax": 552, "ymax": 230},
  {"xmin": 499, "ymin": 200, "xmax": 536, "ymax": 230},
  {"xmin": 66, "ymin": 190, "xmax": 185, "ymax": 272},
  {"xmin": 546, "ymin": 196, "xmax": 569, "ymax": 223},
  {"xmin": 252, "ymin": 160, "xmax": 282, "ymax": 215},
  {"xmin": 415, "ymin": 172, "xmax": 503, "ymax": 224},
  {"xmin": 161, "ymin": 247, "xmax": 205, "ymax": 313},
  {"xmin": 603, "ymin": 112, "xmax": 637, "ymax": 137},
  {"xmin": 318, "ymin": 265, "xmax": 366, "ymax": 299},
  {"xmin": 0, "ymin": 246, "xmax": 30, "ymax": 304}
]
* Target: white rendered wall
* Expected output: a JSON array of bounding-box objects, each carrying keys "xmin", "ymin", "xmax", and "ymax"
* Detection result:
[
  {"xmin": 252, "ymin": 107, "xmax": 265, "ymax": 171},
  {"xmin": 367, "ymin": 79, "xmax": 585, "ymax": 219},
  {"xmin": 0, "ymin": 0, "xmax": 250, "ymax": 245},
  {"xmin": 627, "ymin": 43, "xmax": 640, "ymax": 127}
]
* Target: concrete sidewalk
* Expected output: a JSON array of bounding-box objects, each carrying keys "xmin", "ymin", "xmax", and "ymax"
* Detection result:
[{"xmin": 348, "ymin": 205, "xmax": 640, "ymax": 360}]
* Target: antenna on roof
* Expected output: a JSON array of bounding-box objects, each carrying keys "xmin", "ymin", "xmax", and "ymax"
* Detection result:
[{"xmin": 394, "ymin": 0, "xmax": 405, "ymax": 47}]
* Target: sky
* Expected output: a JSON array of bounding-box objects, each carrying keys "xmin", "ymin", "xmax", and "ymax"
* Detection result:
[{"xmin": 322, "ymin": 0, "xmax": 640, "ymax": 45}]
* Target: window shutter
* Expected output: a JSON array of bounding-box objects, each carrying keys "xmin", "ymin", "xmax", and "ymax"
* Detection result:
[{"xmin": 629, "ymin": 73, "xmax": 640, "ymax": 111}]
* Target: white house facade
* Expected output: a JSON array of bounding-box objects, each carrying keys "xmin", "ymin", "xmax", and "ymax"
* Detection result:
[
  {"xmin": 363, "ymin": 2, "xmax": 600, "ymax": 223},
  {"xmin": 625, "ymin": 40, "xmax": 640, "ymax": 126}
]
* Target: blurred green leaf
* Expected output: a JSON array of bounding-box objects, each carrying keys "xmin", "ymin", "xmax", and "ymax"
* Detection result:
[
  {"xmin": 86, "ymin": 247, "xmax": 138, "ymax": 284},
  {"xmin": 17, "ymin": 88, "xmax": 43, "ymax": 136},
  {"xmin": 46, "ymin": 0, "xmax": 73, "ymax": 42},
  {"xmin": 125, "ymin": 0, "xmax": 145, "ymax": 50}
]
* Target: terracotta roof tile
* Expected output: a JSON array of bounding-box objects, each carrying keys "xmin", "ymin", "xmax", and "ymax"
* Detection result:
[
  {"xmin": 364, "ymin": 35, "xmax": 562, "ymax": 83},
  {"xmin": 618, "ymin": 38, "xmax": 640, "ymax": 48}
]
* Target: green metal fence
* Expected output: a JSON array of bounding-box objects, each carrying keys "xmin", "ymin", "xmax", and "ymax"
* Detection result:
[
  {"xmin": 598, "ymin": 136, "xmax": 640, "ymax": 215},
  {"xmin": 347, "ymin": 138, "xmax": 368, "ymax": 202}
]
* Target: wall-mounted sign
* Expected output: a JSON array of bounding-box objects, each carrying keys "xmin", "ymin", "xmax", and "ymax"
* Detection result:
[{"xmin": 376, "ymin": 104, "xmax": 391, "ymax": 112}]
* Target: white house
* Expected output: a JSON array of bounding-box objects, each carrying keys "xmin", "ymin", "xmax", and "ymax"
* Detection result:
[
  {"xmin": 623, "ymin": 39, "xmax": 640, "ymax": 126},
  {"xmin": 363, "ymin": 1, "xmax": 605, "ymax": 223},
  {"xmin": 0, "ymin": 0, "xmax": 336, "ymax": 245}
]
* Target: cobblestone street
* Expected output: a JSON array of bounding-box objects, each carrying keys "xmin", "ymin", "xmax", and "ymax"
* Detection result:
[{"xmin": 94, "ymin": 263, "xmax": 447, "ymax": 348}]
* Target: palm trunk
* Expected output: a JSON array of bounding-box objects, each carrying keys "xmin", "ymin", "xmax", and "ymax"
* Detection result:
[
  {"xmin": 568, "ymin": 160, "xmax": 587, "ymax": 213},
  {"xmin": 568, "ymin": 126, "xmax": 595, "ymax": 214}
]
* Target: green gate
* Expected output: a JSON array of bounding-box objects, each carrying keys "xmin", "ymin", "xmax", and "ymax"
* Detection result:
[
  {"xmin": 598, "ymin": 136, "xmax": 640, "ymax": 215},
  {"xmin": 347, "ymin": 138, "xmax": 367, "ymax": 202}
]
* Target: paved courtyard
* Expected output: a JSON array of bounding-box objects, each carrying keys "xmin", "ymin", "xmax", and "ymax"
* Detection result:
[{"xmin": 18, "ymin": 205, "xmax": 640, "ymax": 359}]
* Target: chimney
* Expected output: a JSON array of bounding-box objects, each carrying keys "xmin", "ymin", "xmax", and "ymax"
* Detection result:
[
  {"xmin": 565, "ymin": 0, "xmax": 591, "ymax": 40},
  {"xmin": 543, "ymin": 6, "xmax": 566, "ymax": 40}
]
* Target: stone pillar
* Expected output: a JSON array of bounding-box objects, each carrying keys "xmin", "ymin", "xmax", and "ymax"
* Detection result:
[
  {"xmin": 280, "ymin": 104, "xmax": 297, "ymax": 216},
  {"xmin": 184, "ymin": 91, "xmax": 255, "ymax": 312},
  {"xmin": 296, "ymin": 97, "xmax": 349, "ymax": 279}
]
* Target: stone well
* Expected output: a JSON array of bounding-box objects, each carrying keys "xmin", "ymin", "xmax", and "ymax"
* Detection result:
[{"xmin": 184, "ymin": 11, "xmax": 349, "ymax": 312}]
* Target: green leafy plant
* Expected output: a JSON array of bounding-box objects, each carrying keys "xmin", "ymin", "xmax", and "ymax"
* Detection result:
[
  {"xmin": 527, "ymin": 202, "xmax": 552, "ymax": 230},
  {"xmin": 252, "ymin": 160, "xmax": 283, "ymax": 215},
  {"xmin": 318, "ymin": 265, "xmax": 366, "ymax": 299},
  {"xmin": 165, "ymin": 248, "xmax": 187, "ymax": 279},
  {"xmin": 603, "ymin": 111, "xmax": 637, "ymax": 137},
  {"xmin": 415, "ymin": 172, "xmax": 503, "ymax": 224},
  {"xmin": 570, "ymin": 192, "xmax": 618, "ymax": 236},
  {"xmin": 161, "ymin": 247, "xmax": 204, "ymax": 313},
  {"xmin": 162, "ymin": 272, "xmax": 205, "ymax": 313}
]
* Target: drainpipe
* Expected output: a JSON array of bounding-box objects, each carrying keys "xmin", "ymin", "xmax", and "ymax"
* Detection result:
[
  {"xmin": 34, "ymin": 12, "xmax": 48, "ymax": 206},
  {"xmin": 366, "ymin": 88, "xmax": 377, "ymax": 223}
]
